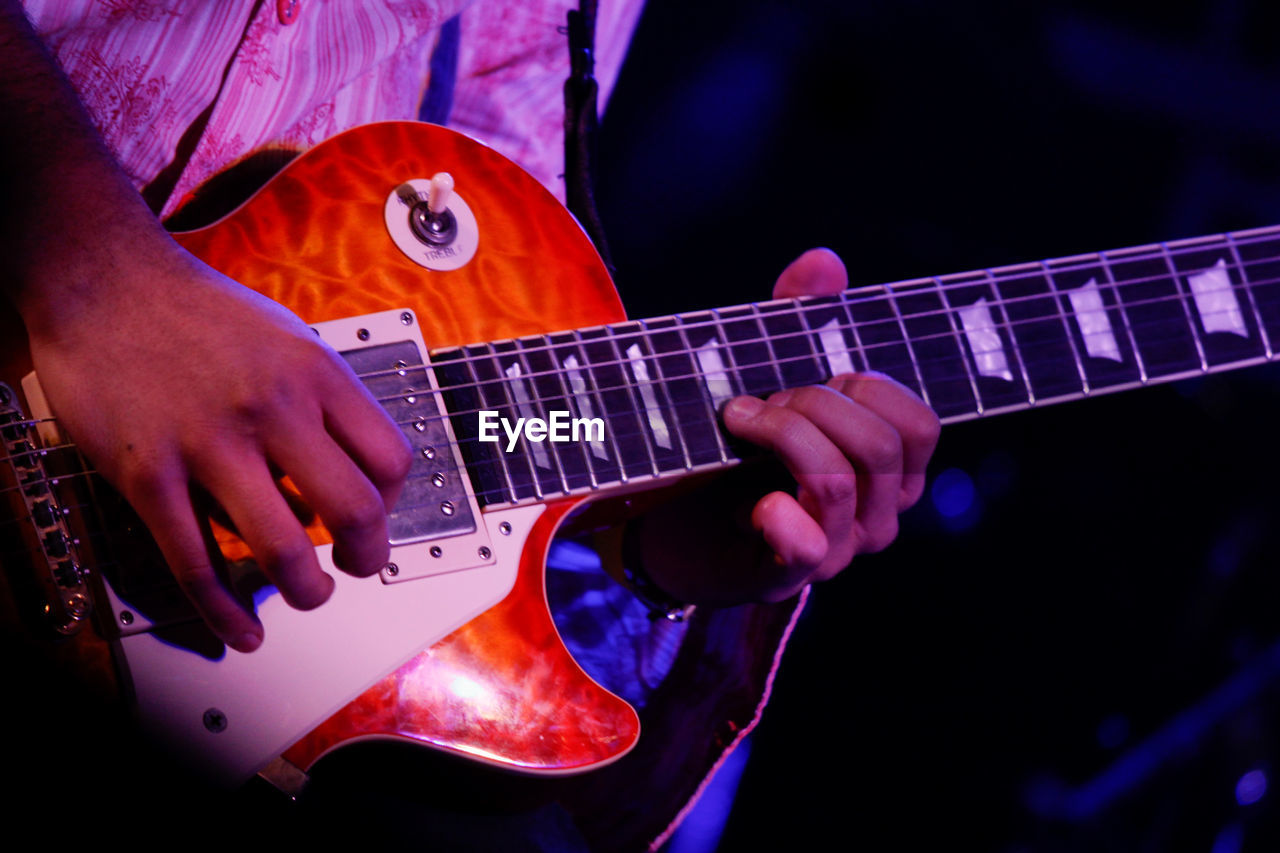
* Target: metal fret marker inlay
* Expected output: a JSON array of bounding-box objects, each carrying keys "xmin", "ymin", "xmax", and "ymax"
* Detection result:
[
  {"xmin": 562, "ymin": 355, "xmax": 607, "ymax": 459},
  {"xmin": 816, "ymin": 317, "xmax": 855, "ymax": 377},
  {"xmin": 956, "ymin": 298, "xmax": 1013, "ymax": 381},
  {"xmin": 1068, "ymin": 278, "xmax": 1123, "ymax": 362},
  {"xmin": 503, "ymin": 362, "xmax": 551, "ymax": 468},
  {"xmin": 625, "ymin": 343, "xmax": 673, "ymax": 449},
  {"xmin": 1187, "ymin": 259, "xmax": 1248, "ymax": 337},
  {"xmin": 694, "ymin": 338, "xmax": 735, "ymax": 409}
]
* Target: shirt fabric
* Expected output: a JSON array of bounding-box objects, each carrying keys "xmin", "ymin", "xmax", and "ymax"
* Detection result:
[
  {"xmin": 24, "ymin": 0, "xmax": 643, "ymax": 212},
  {"xmin": 23, "ymin": 2, "xmax": 807, "ymax": 848}
]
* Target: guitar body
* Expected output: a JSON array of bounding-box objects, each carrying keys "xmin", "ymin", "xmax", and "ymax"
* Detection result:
[{"xmin": 1, "ymin": 122, "xmax": 640, "ymax": 782}]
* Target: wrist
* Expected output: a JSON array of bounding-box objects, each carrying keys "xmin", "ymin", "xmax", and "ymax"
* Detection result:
[
  {"xmin": 11, "ymin": 209, "xmax": 182, "ymax": 340},
  {"xmin": 619, "ymin": 518, "xmax": 696, "ymax": 623}
]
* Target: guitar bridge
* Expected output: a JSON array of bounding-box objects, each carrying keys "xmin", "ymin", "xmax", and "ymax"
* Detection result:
[{"xmin": 0, "ymin": 382, "xmax": 91, "ymax": 634}]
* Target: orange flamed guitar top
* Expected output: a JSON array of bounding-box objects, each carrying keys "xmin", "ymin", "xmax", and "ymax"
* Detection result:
[{"xmin": 175, "ymin": 122, "xmax": 638, "ymax": 775}]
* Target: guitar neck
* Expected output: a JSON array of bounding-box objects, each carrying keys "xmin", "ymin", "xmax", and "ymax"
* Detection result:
[{"xmin": 432, "ymin": 224, "xmax": 1280, "ymax": 508}]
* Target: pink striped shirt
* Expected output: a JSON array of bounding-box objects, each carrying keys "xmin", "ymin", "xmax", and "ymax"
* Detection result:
[{"xmin": 24, "ymin": 0, "xmax": 643, "ymax": 214}]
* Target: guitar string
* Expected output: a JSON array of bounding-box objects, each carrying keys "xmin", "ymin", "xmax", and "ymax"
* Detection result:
[
  {"xmin": 3, "ymin": 238, "xmax": 1278, "ymax": 499},
  {"xmin": 2, "ymin": 328, "xmax": 1275, "ymax": 551},
  {"xmin": 365, "ymin": 235, "xmax": 1279, "ymax": 382},
  {"xmin": 5, "ymin": 267, "xmax": 1254, "ymax": 472},
  {"xmin": 4, "ymin": 234, "xmax": 1271, "ymax": 430},
  {"xmin": 344, "ymin": 258, "xmax": 1275, "ymax": 402},
  {"xmin": 7, "ymin": 236, "xmax": 1277, "ymax": 570},
  {"xmin": 359, "ymin": 288, "xmax": 1270, "ymax": 426},
  {"xmin": 2, "ymin": 326, "xmax": 1271, "ymax": 561},
  {"xmin": 1, "ymin": 296, "xmax": 1273, "ymax": 509},
  {"xmin": 2, "ymin": 283, "xmax": 1274, "ymax": 476}
]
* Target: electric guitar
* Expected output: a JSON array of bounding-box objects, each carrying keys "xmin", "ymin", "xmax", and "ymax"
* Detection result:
[{"xmin": 3, "ymin": 121, "xmax": 1279, "ymax": 787}]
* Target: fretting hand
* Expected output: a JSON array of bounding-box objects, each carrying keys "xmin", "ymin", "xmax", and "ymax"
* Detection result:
[{"xmin": 636, "ymin": 248, "xmax": 941, "ymax": 605}]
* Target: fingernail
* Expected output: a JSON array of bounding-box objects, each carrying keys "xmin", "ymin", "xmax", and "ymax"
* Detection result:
[
  {"xmin": 769, "ymin": 390, "xmax": 794, "ymax": 406},
  {"xmin": 234, "ymin": 632, "xmax": 263, "ymax": 653},
  {"xmin": 725, "ymin": 396, "xmax": 766, "ymax": 419}
]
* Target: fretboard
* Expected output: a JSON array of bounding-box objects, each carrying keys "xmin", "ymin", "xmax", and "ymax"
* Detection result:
[{"xmin": 432, "ymin": 224, "xmax": 1280, "ymax": 507}]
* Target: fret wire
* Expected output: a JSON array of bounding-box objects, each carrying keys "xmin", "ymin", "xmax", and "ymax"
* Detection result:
[
  {"xmin": 536, "ymin": 336, "xmax": 601, "ymax": 490},
  {"xmin": 570, "ymin": 329, "xmax": 627, "ymax": 484},
  {"xmin": 515, "ymin": 342, "xmax": 570, "ymax": 496},
  {"xmin": 796, "ymin": 299, "xmax": 850, "ymax": 378},
  {"xmin": 931, "ymin": 275, "xmax": 984, "ymax": 414},
  {"xmin": 1094, "ymin": 251, "xmax": 1148, "ymax": 383},
  {"xmin": 883, "ymin": 284, "xmax": 930, "ymax": 407},
  {"xmin": 673, "ymin": 317, "xmax": 732, "ymax": 465},
  {"xmin": 834, "ymin": 295, "xmax": 870, "ymax": 373},
  {"xmin": 749, "ymin": 303, "xmax": 788, "ymax": 393},
  {"xmin": 637, "ymin": 322, "xmax": 694, "ymax": 472},
  {"xmin": 982, "ymin": 268, "xmax": 1036, "ymax": 405},
  {"xmin": 462, "ymin": 346, "xmax": 520, "ymax": 504},
  {"xmin": 1039, "ymin": 261, "xmax": 1092, "ymax": 393},
  {"xmin": 1158, "ymin": 242, "xmax": 1209, "ymax": 372},
  {"xmin": 603, "ymin": 328, "xmax": 661, "ymax": 479},
  {"xmin": 1224, "ymin": 232, "xmax": 1273, "ymax": 358},
  {"xmin": 708, "ymin": 308, "xmax": 746, "ymax": 400},
  {"xmin": 490, "ymin": 346, "xmax": 546, "ymax": 500}
]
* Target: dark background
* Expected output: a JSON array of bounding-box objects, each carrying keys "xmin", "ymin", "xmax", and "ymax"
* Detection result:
[{"xmin": 596, "ymin": 1, "xmax": 1280, "ymax": 850}]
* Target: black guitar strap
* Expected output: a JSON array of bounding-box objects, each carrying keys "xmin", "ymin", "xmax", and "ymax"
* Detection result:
[{"xmin": 563, "ymin": 0, "xmax": 617, "ymax": 276}]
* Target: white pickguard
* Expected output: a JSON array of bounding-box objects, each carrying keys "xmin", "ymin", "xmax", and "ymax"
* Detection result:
[{"xmin": 122, "ymin": 504, "xmax": 541, "ymax": 785}]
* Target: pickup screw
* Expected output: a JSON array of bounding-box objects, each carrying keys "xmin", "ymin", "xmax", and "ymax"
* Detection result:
[
  {"xmin": 441, "ymin": 501, "xmax": 455, "ymax": 516},
  {"xmin": 385, "ymin": 563, "xmax": 399, "ymax": 577},
  {"xmin": 421, "ymin": 446, "xmax": 436, "ymax": 460},
  {"xmin": 499, "ymin": 521, "xmax": 512, "ymax": 536},
  {"xmin": 478, "ymin": 546, "xmax": 492, "ymax": 560},
  {"xmin": 401, "ymin": 312, "xmax": 414, "ymax": 326},
  {"xmin": 395, "ymin": 360, "xmax": 408, "ymax": 376},
  {"xmin": 414, "ymin": 418, "xmax": 428, "ymax": 433},
  {"xmin": 357, "ymin": 328, "xmax": 370, "ymax": 341},
  {"xmin": 203, "ymin": 708, "xmax": 228, "ymax": 733},
  {"xmin": 430, "ymin": 546, "xmax": 442, "ymax": 558},
  {"xmin": 432, "ymin": 472, "xmax": 445, "ymax": 487},
  {"xmin": 119, "ymin": 610, "xmax": 134, "ymax": 626}
]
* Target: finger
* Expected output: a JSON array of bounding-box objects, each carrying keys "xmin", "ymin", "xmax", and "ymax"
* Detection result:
[
  {"xmin": 828, "ymin": 373, "xmax": 940, "ymax": 509},
  {"xmin": 128, "ymin": 474, "xmax": 264, "ymax": 652},
  {"xmin": 318, "ymin": 357, "xmax": 414, "ymax": 511},
  {"xmin": 722, "ymin": 394, "xmax": 858, "ymax": 571},
  {"xmin": 772, "ymin": 247, "xmax": 848, "ymax": 299},
  {"xmin": 193, "ymin": 449, "xmax": 335, "ymax": 611},
  {"xmin": 265, "ymin": 425, "xmax": 391, "ymax": 578},
  {"xmin": 750, "ymin": 490, "xmax": 828, "ymax": 601},
  {"xmin": 769, "ymin": 384, "xmax": 903, "ymax": 564}
]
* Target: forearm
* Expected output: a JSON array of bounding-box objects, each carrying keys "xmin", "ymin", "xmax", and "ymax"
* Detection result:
[{"xmin": 0, "ymin": 0, "xmax": 168, "ymax": 332}]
